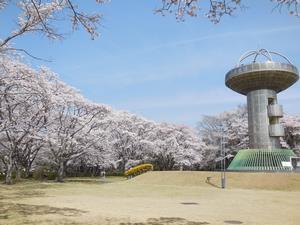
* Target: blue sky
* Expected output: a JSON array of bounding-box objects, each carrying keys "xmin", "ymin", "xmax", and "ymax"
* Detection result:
[{"xmin": 1, "ymin": 0, "xmax": 300, "ymax": 126}]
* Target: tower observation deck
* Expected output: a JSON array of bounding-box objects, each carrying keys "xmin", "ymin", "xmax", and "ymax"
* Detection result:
[{"xmin": 226, "ymin": 49, "xmax": 299, "ymax": 171}]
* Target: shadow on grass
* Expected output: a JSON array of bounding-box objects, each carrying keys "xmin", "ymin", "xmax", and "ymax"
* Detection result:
[
  {"xmin": 206, "ymin": 180, "xmax": 221, "ymax": 189},
  {"xmin": 0, "ymin": 189, "xmax": 46, "ymax": 201},
  {"xmin": 20, "ymin": 219, "xmax": 83, "ymax": 225},
  {"xmin": 119, "ymin": 217, "xmax": 210, "ymax": 225},
  {"xmin": 224, "ymin": 220, "xmax": 243, "ymax": 224},
  {"xmin": 65, "ymin": 178, "xmax": 116, "ymax": 184},
  {"xmin": 0, "ymin": 180, "xmax": 65, "ymax": 203},
  {"xmin": 0, "ymin": 180, "xmax": 51, "ymax": 190},
  {"xmin": 0, "ymin": 202, "xmax": 87, "ymax": 220},
  {"xmin": 65, "ymin": 177, "xmax": 126, "ymax": 184}
]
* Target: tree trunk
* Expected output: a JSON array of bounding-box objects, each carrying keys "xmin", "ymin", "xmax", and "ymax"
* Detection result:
[
  {"xmin": 5, "ymin": 156, "xmax": 14, "ymax": 185},
  {"xmin": 56, "ymin": 161, "xmax": 65, "ymax": 182},
  {"xmin": 24, "ymin": 166, "xmax": 31, "ymax": 178},
  {"xmin": 120, "ymin": 158, "xmax": 127, "ymax": 173},
  {"xmin": 24, "ymin": 160, "xmax": 33, "ymax": 178},
  {"xmin": 15, "ymin": 165, "xmax": 22, "ymax": 181}
]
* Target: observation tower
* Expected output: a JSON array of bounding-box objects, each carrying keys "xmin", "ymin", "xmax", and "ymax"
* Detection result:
[{"xmin": 225, "ymin": 49, "xmax": 299, "ymax": 171}]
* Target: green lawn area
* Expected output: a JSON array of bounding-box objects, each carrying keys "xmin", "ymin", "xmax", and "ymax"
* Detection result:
[{"xmin": 0, "ymin": 172, "xmax": 300, "ymax": 225}]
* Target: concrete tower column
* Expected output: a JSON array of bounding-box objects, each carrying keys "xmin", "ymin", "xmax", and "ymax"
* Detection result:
[{"xmin": 247, "ymin": 89, "xmax": 283, "ymax": 149}]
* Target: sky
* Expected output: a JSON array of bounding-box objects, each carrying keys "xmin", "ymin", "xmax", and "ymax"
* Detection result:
[{"xmin": 1, "ymin": 0, "xmax": 300, "ymax": 127}]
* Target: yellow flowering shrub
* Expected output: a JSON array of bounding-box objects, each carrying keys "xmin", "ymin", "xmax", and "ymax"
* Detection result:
[{"xmin": 124, "ymin": 163, "xmax": 153, "ymax": 177}]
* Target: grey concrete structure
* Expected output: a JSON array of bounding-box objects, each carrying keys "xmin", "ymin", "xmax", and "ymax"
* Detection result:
[{"xmin": 225, "ymin": 49, "xmax": 299, "ymax": 149}]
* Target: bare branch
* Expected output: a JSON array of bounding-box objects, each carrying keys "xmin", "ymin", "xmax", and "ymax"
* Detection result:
[
  {"xmin": 66, "ymin": 0, "xmax": 101, "ymax": 39},
  {"xmin": 1, "ymin": 47, "xmax": 52, "ymax": 62}
]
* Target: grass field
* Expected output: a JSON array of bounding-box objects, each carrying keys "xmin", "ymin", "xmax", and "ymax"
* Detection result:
[{"xmin": 0, "ymin": 171, "xmax": 300, "ymax": 225}]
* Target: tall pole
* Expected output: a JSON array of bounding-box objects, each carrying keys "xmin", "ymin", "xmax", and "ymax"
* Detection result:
[{"xmin": 221, "ymin": 127, "xmax": 225, "ymax": 189}]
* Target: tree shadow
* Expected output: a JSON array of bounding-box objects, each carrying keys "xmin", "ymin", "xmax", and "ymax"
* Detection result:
[
  {"xmin": 224, "ymin": 220, "xmax": 243, "ymax": 224},
  {"xmin": 0, "ymin": 181, "xmax": 53, "ymax": 201},
  {"xmin": 0, "ymin": 181, "xmax": 51, "ymax": 190},
  {"xmin": 0, "ymin": 202, "xmax": 87, "ymax": 220},
  {"xmin": 0, "ymin": 189, "xmax": 46, "ymax": 201},
  {"xmin": 7, "ymin": 218, "xmax": 83, "ymax": 225},
  {"xmin": 119, "ymin": 217, "xmax": 210, "ymax": 225}
]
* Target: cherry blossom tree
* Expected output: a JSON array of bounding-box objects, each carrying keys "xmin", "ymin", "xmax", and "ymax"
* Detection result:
[
  {"xmin": 197, "ymin": 105, "xmax": 248, "ymax": 169},
  {"xmin": 0, "ymin": 54, "xmax": 209, "ymax": 183},
  {"xmin": 0, "ymin": 55, "xmax": 52, "ymax": 184},
  {"xmin": 144, "ymin": 123, "xmax": 205, "ymax": 170},
  {"xmin": 0, "ymin": 0, "xmax": 108, "ymax": 53},
  {"xmin": 156, "ymin": 0, "xmax": 241, "ymax": 23},
  {"xmin": 0, "ymin": 55, "xmax": 114, "ymax": 183},
  {"xmin": 84, "ymin": 110, "xmax": 207, "ymax": 173},
  {"xmin": 75, "ymin": 126, "xmax": 114, "ymax": 176},
  {"xmin": 198, "ymin": 105, "xmax": 248, "ymax": 150},
  {"xmin": 156, "ymin": 0, "xmax": 300, "ymax": 22},
  {"xmin": 99, "ymin": 112, "xmax": 153, "ymax": 172},
  {"xmin": 281, "ymin": 114, "xmax": 300, "ymax": 156},
  {"xmin": 44, "ymin": 82, "xmax": 111, "ymax": 182}
]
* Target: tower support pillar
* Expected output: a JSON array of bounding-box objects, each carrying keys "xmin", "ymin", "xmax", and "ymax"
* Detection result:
[{"xmin": 247, "ymin": 89, "xmax": 283, "ymax": 149}]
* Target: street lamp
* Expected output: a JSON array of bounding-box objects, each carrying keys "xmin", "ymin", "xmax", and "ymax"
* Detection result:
[
  {"xmin": 214, "ymin": 123, "xmax": 233, "ymax": 189},
  {"xmin": 218, "ymin": 153, "xmax": 234, "ymax": 188},
  {"xmin": 221, "ymin": 132, "xmax": 225, "ymax": 188},
  {"xmin": 215, "ymin": 137, "xmax": 234, "ymax": 189}
]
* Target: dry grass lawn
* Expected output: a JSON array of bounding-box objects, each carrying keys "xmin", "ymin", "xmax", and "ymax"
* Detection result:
[{"xmin": 0, "ymin": 171, "xmax": 300, "ymax": 225}]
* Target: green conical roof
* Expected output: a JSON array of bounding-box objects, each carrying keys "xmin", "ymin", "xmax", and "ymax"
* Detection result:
[{"xmin": 228, "ymin": 149, "xmax": 295, "ymax": 171}]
